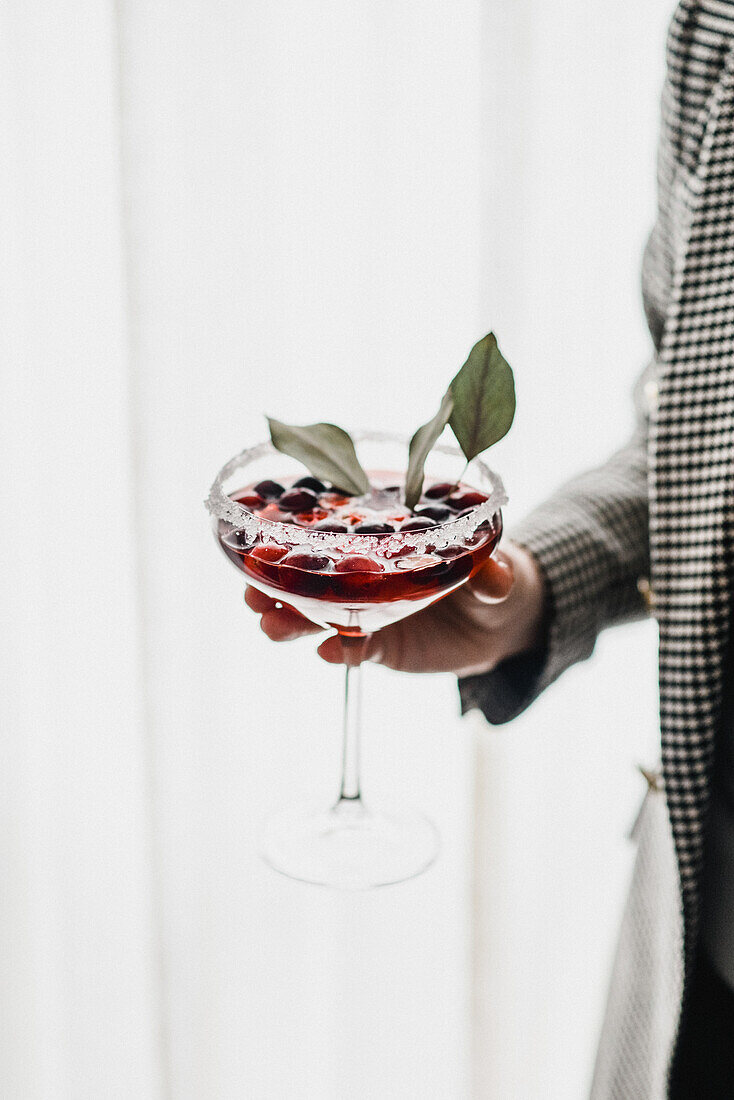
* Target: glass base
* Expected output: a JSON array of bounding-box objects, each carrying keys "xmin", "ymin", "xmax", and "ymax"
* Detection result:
[{"xmin": 259, "ymin": 799, "xmax": 439, "ymax": 889}]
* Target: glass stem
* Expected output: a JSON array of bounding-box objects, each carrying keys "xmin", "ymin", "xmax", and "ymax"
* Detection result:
[{"xmin": 337, "ymin": 635, "xmax": 366, "ymax": 803}]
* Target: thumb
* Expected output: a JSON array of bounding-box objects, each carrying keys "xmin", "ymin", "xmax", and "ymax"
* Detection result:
[{"xmin": 467, "ymin": 549, "xmax": 514, "ymax": 604}]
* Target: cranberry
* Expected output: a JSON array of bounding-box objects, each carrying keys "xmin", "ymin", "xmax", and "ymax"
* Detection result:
[
  {"xmin": 254, "ymin": 479, "xmax": 285, "ymax": 499},
  {"xmin": 320, "ymin": 491, "xmax": 351, "ymax": 508},
  {"xmin": 436, "ymin": 544, "xmax": 466, "ymax": 558},
  {"xmin": 233, "ymin": 491, "xmax": 265, "ymax": 509},
  {"xmin": 293, "ymin": 475, "xmax": 326, "ymax": 493},
  {"xmin": 279, "ymin": 488, "xmax": 319, "ymax": 512},
  {"xmin": 314, "ymin": 521, "xmax": 349, "ymax": 533},
  {"xmin": 260, "ymin": 502, "xmax": 289, "ymax": 522},
  {"xmin": 280, "ymin": 551, "xmax": 331, "ymax": 571},
  {"xmin": 446, "ymin": 491, "xmax": 487, "ymax": 510},
  {"xmin": 250, "ymin": 544, "xmax": 287, "ymax": 563},
  {"xmin": 226, "ymin": 529, "xmax": 254, "ymax": 550},
  {"xmin": 414, "ymin": 505, "xmax": 451, "ymax": 523},
  {"xmin": 335, "ymin": 556, "xmax": 385, "ymax": 573},
  {"xmin": 384, "ymin": 543, "xmax": 419, "ymax": 560},
  {"xmin": 295, "ymin": 508, "xmax": 329, "ymax": 524},
  {"xmin": 400, "ymin": 517, "xmax": 437, "ymax": 532},
  {"xmin": 424, "ymin": 481, "xmax": 456, "ymax": 499},
  {"xmin": 353, "ymin": 522, "xmax": 395, "ymax": 535}
]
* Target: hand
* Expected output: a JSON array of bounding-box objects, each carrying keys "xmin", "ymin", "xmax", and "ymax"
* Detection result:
[{"xmin": 244, "ymin": 541, "xmax": 546, "ymax": 677}]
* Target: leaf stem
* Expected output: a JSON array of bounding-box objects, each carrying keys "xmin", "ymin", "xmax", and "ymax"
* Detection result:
[
  {"xmin": 443, "ymin": 459, "xmax": 470, "ymax": 497},
  {"xmin": 456, "ymin": 459, "xmax": 470, "ymax": 488}
]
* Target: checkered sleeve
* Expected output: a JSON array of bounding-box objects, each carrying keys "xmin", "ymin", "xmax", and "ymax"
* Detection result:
[{"xmin": 459, "ymin": 366, "xmax": 654, "ymax": 724}]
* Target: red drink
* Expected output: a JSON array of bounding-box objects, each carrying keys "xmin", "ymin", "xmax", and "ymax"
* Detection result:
[{"xmin": 217, "ymin": 474, "xmax": 502, "ymax": 634}]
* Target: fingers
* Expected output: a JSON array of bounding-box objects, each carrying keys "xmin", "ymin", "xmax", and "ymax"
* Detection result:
[
  {"xmin": 317, "ymin": 632, "xmax": 386, "ymax": 667},
  {"xmin": 261, "ymin": 608, "xmax": 323, "ymax": 640},
  {"xmin": 467, "ymin": 550, "xmax": 514, "ymax": 604},
  {"xmin": 316, "ymin": 636, "xmax": 345, "ymax": 664},
  {"xmin": 244, "ymin": 586, "xmax": 323, "ymax": 641},
  {"xmin": 244, "ymin": 586, "xmax": 279, "ymax": 613}
]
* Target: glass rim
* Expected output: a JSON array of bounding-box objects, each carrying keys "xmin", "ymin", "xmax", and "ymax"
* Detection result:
[{"xmin": 205, "ymin": 430, "xmax": 507, "ymax": 555}]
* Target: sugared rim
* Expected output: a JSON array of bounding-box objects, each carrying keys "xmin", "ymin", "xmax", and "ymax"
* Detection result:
[{"xmin": 205, "ymin": 431, "xmax": 507, "ymax": 555}]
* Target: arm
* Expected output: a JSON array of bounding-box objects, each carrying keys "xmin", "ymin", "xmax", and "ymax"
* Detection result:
[
  {"xmin": 243, "ymin": 365, "xmax": 654, "ymax": 704},
  {"xmin": 460, "ymin": 363, "xmax": 654, "ymax": 723}
]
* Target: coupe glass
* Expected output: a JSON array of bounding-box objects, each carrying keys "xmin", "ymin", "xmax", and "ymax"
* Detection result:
[{"xmin": 206, "ymin": 432, "xmax": 506, "ymax": 888}]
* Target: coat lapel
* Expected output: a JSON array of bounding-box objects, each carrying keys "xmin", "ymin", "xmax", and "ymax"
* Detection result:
[{"xmin": 651, "ymin": 50, "xmax": 734, "ymax": 981}]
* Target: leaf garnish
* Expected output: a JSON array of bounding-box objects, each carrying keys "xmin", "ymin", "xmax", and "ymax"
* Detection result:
[
  {"xmin": 404, "ymin": 390, "xmax": 454, "ymax": 510},
  {"xmin": 267, "ymin": 418, "xmax": 370, "ymax": 496},
  {"xmin": 448, "ymin": 333, "xmax": 515, "ymax": 461}
]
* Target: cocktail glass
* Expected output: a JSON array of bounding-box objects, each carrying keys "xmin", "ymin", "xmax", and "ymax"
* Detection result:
[{"xmin": 206, "ymin": 432, "xmax": 506, "ymax": 888}]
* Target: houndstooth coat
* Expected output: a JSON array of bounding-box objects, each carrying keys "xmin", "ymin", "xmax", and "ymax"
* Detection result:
[{"xmin": 460, "ymin": 2, "xmax": 734, "ymax": 1096}]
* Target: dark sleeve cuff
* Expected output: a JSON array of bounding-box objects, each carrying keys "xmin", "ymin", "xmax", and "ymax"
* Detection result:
[
  {"xmin": 458, "ymin": 645, "xmax": 549, "ymax": 724},
  {"xmin": 457, "ymin": 378, "xmax": 652, "ymax": 726}
]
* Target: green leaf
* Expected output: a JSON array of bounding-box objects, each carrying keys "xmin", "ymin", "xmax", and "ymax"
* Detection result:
[
  {"xmin": 448, "ymin": 333, "xmax": 515, "ymax": 461},
  {"xmin": 404, "ymin": 390, "xmax": 454, "ymax": 510},
  {"xmin": 267, "ymin": 418, "xmax": 370, "ymax": 496}
]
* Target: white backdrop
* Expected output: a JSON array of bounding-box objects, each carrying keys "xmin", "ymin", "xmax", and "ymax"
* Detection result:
[{"xmin": 1, "ymin": 2, "xmax": 669, "ymax": 1098}]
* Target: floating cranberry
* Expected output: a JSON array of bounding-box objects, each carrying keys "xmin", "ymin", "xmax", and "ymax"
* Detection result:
[
  {"xmin": 464, "ymin": 529, "xmax": 489, "ymax": 546},
  {"xmin": 292, "ymin": 512, "xmax": 313, "ymax": 525},
  {"xmin": 295, "ymin": 508, "xmax": 329, "ymax": 525},
  {"xmin": 353, "ymin": 522, "xmax": 395, "ymax": 535},
  {"xmin": 250, "ymin": 544, "xmax": 287, "ymax": 563},
  {"xmin": 293, "ymin": 475, "xmax": 326, "ymax": 493},
  {"xmin": 424, "ymin": 481, "xmax": 456, "ymax": 499},
  {"xmin": 260, "ymin": 502, "xmax": 289, "ymax": 522},
  {"xmin": 414, "ymin": 505, "xmax": 451, "ymax": 523},
  {"xmin": 280, "ymin": 551, "xmax": 331, "ymax": 571},
  {"xmin": 314, "ymin": 521, "xmax": 349, "ymax": 533},
  {"xmin": 384, "ymin": 543, "xmax": 419, "ymax": 559},
  {"xmin": 279, "ymin": 488, "xmax": 318, "ymax": 512},
  {"xmin": 436, "ymin": 544, "xmax": 466, "ymax": 558},
  {"xmin": 400, "ymin": 517, "xmax": 437, "ymax": 532},
  {"xmin": 335, "ymin": 556, "xmax": 385, "ymax": 573},
  {"xmin": 447, "ymin": 491, "xmax": 487, "ymax": 510},
  {"xmin": 226, "ymin": 529, "xmax": 254, "ymax": 550},
  {"xmin": 233, "ymin": 491, "xmax": 265, "ymax": 510},
  {"xmin": 254, "ymin": 479, "xmax": 285, "ymax": 499},
  {"xmin": 320, "ymin": 491, "xmax": 350, "ymax": 507}
]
